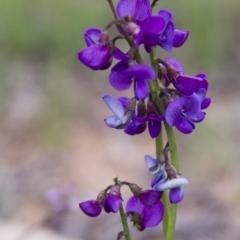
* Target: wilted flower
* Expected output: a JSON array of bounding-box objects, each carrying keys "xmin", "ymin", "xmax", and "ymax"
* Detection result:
[{"xmin": 103, "ymin": 185, "xmax": 122, "ymax": 213}]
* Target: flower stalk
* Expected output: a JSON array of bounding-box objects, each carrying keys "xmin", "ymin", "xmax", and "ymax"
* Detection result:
[{"xmin": 119, "ymin": 203, "xmax": 132, "ymax": 240}]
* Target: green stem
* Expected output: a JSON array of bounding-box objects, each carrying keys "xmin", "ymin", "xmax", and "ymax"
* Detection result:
[
  {"xmin": 162, "ymin": 191, "xmax": 169, "ymax": 239},
  {"xmin": 119, "ymin": 203, "xmax": 131, "ymax": 240},
  {"xmin": 148, "ymin": 48, "xmax": 179, "ymax": 240}
]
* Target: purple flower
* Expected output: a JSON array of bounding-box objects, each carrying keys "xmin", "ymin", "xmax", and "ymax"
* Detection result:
[
  {"xmin": 173, "ymin": 29, "xmax": 189, "ymax": 48},
  {"xmin": 169, "ymin": 187, "xmax": 184, "ymax": 204},
  {"xmin": 79, "ymin": 200, "xmax": 102, "ymax": 217},
  {"xmin": 124, "ymin": 99, "xmax": 164, "ymax": 138},
  {"xmin": 109, "ymin": 61, "xmax": 155, "ymax": 100},
  {"xmin": 135, "ymin": 16, "xmax": 166, "ymax": 49},
  {"xmin": 157, "ymin": 10, "xmax": 189, "ymax": 52},
  {"xmin": 103, "ymin": 94, "xmax": 135, "ymax": 129},
  {"xmin": 165, "ymin": 93, "xmax": 203, "ymax": 134},
  {"xmin": 126, "ymin": 196, "xmax": 164, "ymax": 231},
  {"xmin": 78, "ymin": 28, "xmax": 113, "ymax": 70},
  {"xmin": 103, "ymin": 186, "xmax": 122, "ymax": 213},
  {"xmin": 136, "ymin": 10, "xmax": 189, "ymax": 52},
  {"xmin": 128, "ymin": 183, "xmax": 162, "ymax": 206},
  {"xmin": 117, "ymin": 0, "xmax": 151, "ymax": 24},
  {"xmin": 144, "ymin": 155, "xmax": 161, "ymax": 174},
  {"xmin": 79, "ymin": 190, "xmax": 107, "ymax": 217}
]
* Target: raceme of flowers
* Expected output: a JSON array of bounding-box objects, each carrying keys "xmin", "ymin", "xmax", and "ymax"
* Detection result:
[{"xmin": 78, "ymin": 0, "xmax": 210, "ymax": 233}]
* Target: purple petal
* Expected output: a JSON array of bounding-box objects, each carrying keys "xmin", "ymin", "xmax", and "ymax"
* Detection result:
[
  {"xmin": 103, "ymin": 94, "xmax": 125, "ymax": 121},
  {"xmin": 173, "ymin": 75, "xmax": 207, "ymax": 96},
  {"xmin": 142, "ymin": 202, "xmax": 164, "ymax": 227},
  {"xmin": 118, "ymin": 96, "xmax": 130, "ymax": 108},
  {"xmin": 173, "ymin": 29, "xmax": 189, "ymax": 48},
  {"xmin": 196, "ymin": 88, "xmax": 207, "ymax": 102},
  {"xmin": 134, "ymin": 0, "xmax": 151, "ymax": 21},
  {"xmin": 144, "ymin": 155, "xmax": 159, "ymax": 173},
  {"xmin": 113, "ymin": 48, "xmax": 129, "ymax": 62},
  {"xmin": 109, "ymin": 61, "xmax": 132, "ymax": 91},
  {"xmin": 151, "ymin": 170, "xmax": 167, "ymax": 188},
  {"xmin": 135, "ymin": 16, "xmax": 165, "ymax": 48},
  {"xmin": 117, "ymin": 0, "xmax": 136, "ymax": 18},
  {"xmin": 134, "ymin": 79, "xmax": 149, "ymax": 100},
  {"xmin": 132, "ymin": 114, "xmax": 148, "ymax": 125},
  {"xmin": 79, "ymin": 200, "xmax": 102, "ymax": 217},
  {"xmin": 139, "ymin": 190, "xmax": 162, "ymax": 206},
  {"xmin": 169, "ymin": 187, "xmax": 184, "ymax": 204},
  {"xmin": 165, "ymin": 94, "xmax": 201, "ymax": 127},
  {"xmin": 158, "ymin": 9, "xmax": 173, "ymax": 22},
  {"xmin": 124, "ymin": 64, "xmax": 155, "ymax": 80},
  {"xmin": 103, "ymin": 194, "xmax": 122, "ymax": 213},
  {"xmin": 84, "ymin": 28, "xmax": 101, "ymax": 46},
  {"xmin": 175, "ymin": 116, "xmax": 194, "ymax": 134},
  {"xmin": 148, "ymin": 119, "xmax": 161, "ymax": 138},
  {"xmin": 126, "ymin": 196, "xmax": 144, "ymax": 214},
  {"xmin": 78, "ymin": 45, "xmax": 111, "ymax": 70},
  {"xmin": 124, "ymin": 121, "xmax": 146, "ymax": 135},
  {"xmin": 104, "ymin": 115, "xmax": 123, "ymax": 128},
  {"xmin": 183, "ymin": 93, "xmax": 201, "ymax": 116},
  {"xmin": 201, "ymin": 97, "xmax": 211, "ymax": 109},
  {"xmin": 143, "ymin": 33, "xmax": 161, "ymax": 52},
  {"xmin": 191, "ymin": 111, "xmax": 205, "ymax": 123},
  {"xmin": 159, "ymin": 21, "xmax": 175, "ymax": 53},
  {"xmin": 165, "ymin": 58, "xmax": 184, "ymax": 74}
]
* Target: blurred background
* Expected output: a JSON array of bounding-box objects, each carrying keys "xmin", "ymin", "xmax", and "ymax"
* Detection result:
[{"xmin": 0, "ymin": 0, "xmax": 240, "ymax": 239}]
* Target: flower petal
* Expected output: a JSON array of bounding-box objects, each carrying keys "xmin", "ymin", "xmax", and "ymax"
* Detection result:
[
  {"xmin": 173, "ymin": 75, "xmax": 207, "ymax": 95},
  {"xmin": 84, "ymin": 28, "xmax": 101, "ymax": 46},
  {"xmin": 173, "ymin": 29, "xmax": 189, "ymax": 48},
  {"xmin": 109, "ymin": 61, "xmax": 132, "ymax": 91},
  {"xmin": 126, "ymin": 196, "xmax": 144, "ymax": 214},
  {"xmin": 148, "ymin": 119, "xmax": 161, "ymax": 138},
  {"xmin": 151, "ymin": 169, "xmax": 167, "ymax": 188},
  {"xmin": 175, "ymin": 116, "xmax": 195, "ymax": 134},
  {"xmin": 132, "ymin": 114, "xmax": 148, "ymax": 125},
  {"xmin": 124, "ymin": 121, "xmax": 147, "ymax": 135},
  {"xmin": 159, "ymin": 21, "xmax": 175, "ymax": 53},
  {"xmin": 79, "ymin": 200, "xmax": 102, "ymax": 217},
  {"xmin": 134, "ymin": 0, "xmax": 151, "ymax": 21},
  {"xmin": 144, "ymin": 155, "xmax": 159, "ymax": 174},
  {"xmin": 169, "ymin": 187, "xmax": 184, "ymax": 203},
  {"xmin": 135, "ymin": 16, "xmax": 165, "ymax": 48},
  {"xmin": 104, "ymin": 115, "xmax": 122, "ymax": 128},
  {"xmin": 113, "ymin": 47, "xmax": 129, "ymax": 62},
  {"xmin": 78, "ymin": 45, "xmax": 111, "ymax": 70},
  {"xmin": 117, "ymin": 0, "xmax": 136, "ymax": 18},
  {"xmin": 165, "ymin": 57, "xmax": 184, "ymax": 74},
  {"xmin": 139, "ymin": 190, "xmax": 162, "ymax": 206},
  {"xmin": 158, "ymin": 9, "xmax": 173, "ymax": 22},
  {"xmin": 183, "ymin": 93, "xmax": 201, "ymax": 116},
  {"xmin": 124, "ymin": 64, "xmax": 155, "ymax": 80},
  {"xmin": 103, "ymin": 94, "xmax": 125, "ymax": 120},
  {"xmin": 142, "ymin": 202, "xmax": 164, "ymax": 227},
  {"xmin": 103, "ymin": 194, "xmax": 122, "ymax": 213},
  {"xmin": 134, "ymin": 78, "xmax": 149, "ymax": 100},
  {"xmin": 165, "ymin": 96, "xmax": 199, "ymax": 126},
  {"xmin": 117, "ymin": 96, "xmax": 130, "ymax": 108},
  {"xmin": 201, "ymin": 97, "xmax": 211, "ymax": 109},
  {"xmin": 191, "ymin": 111, "xmax": 205, "ymax": 123}
]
